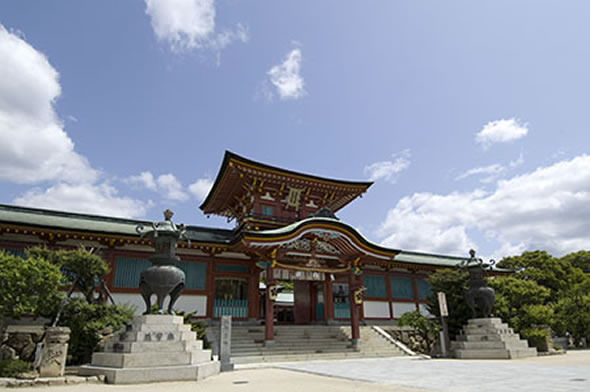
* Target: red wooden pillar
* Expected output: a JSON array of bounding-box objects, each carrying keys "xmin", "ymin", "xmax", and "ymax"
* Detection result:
[
  {"xmin": 264, "ymin": 266, "xmax": 275, "ymax": 345},
  {"xmin": 348, "ymin": 273, "xmax": 361, "ymax": 346}
]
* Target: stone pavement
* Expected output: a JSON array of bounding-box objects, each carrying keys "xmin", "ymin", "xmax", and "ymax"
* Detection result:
[
  {"xmin": 278, "ymin": 350, "xmax": 590, "ymax": 392},
  {"xmin": 8, "ymin": 350, "xmax": 590, "ymax": 392},
  {"xmin": 10, "ymin": 368, "xmax": 425, "ymax": 392}
]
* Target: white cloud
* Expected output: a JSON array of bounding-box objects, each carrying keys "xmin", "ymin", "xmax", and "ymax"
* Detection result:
[
  {"xmin": 456, "ymin": 153, "xmax": 524, "ymax": 184},
  {"xmin": 267, "ymin": 48, "xmax": 305, "ymax": 100},
  {"xmin": 144, "ymin": 0, "xmax": 248, "ymax": 52},
  {"xmin": 156, "ymin": 173, "xmax": 188, "ymax": 201},
  {"xmin": 475, "ymin": 118, "xmax": 528, "ymax": 148},
  {"xmin": 188, "ymin": 178, "xmax": 213, "ymax": 201},
  {"xmin": 0, "ymin": 25, "xmax": 98, "ymax": 184},
  {"xmin": 364, "ymin": 149, "xmax": 411, "ymax": 183},
  {"xmin": 127, "ymin": 172, "xmax": 189, "ymax": 201},
  {"xmin": 378, "ymin": 155, "xmax": 590, "ymax": 258},
  {"xmin": 1, "ymin": 25, "xmax": 149, "ymax": 218},
  {"xmin": 455, "ymin": 163, "xmax": 505, "ymax": 183},
  {"xmin": 14, "ymin": 183, "xmax": 151, "ymax": 219},
  {"xmin": 128, "ymin": 171, "xmax": 157, "ymax": 191}
]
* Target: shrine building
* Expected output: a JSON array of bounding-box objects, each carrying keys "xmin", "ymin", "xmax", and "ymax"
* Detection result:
[{"xmin": 0, "ymin": 151, "xmax": 468, "ymax": 344}]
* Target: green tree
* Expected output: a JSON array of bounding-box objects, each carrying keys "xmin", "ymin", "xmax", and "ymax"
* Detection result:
[
  {"xmin": 488, "ymin": 276, "xmax": 553, "ymax": 349},
  {"xmin": 425, "ymin": 269, "xmax": 470, "ymax": 340},
  {"xmin": 553, "ymin": 295, "xmax": 590, "ymax": 346},
  {"xmin": 0, "ymin": 250, "xmax": 64, "ymax": 319},
  {"xmin": 497, "ymin": 251, "xmax": 586, "ymax": 298},
  {"xmin": 560, "ymin": 250, "xmax": 590, "ymax": 273},
  {"xmin": 26, "ymin": 247, "xmax": 109, "ymax": 303}
]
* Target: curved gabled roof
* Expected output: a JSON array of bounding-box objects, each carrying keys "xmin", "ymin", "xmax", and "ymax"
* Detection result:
[
  {"xmin": 238, "ymin": 216, "xmax": 400, "ymax": 261},
  {"xmin": 200, "ymin": 151, "xmax": 373, "ymax": 217}
]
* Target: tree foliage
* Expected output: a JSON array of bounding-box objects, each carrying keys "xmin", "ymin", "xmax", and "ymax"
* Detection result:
[
  {"xmin": 0, "ymin": 250, "xmax": 64, "ymax": 319},
  {"xmin": 425, "ymin": 269, "xmax": 470, "ymax": 340},
  {"xmin": 496, "ymin": 250, "xmax": 590, "ymax": 348},
  {"xmin": 58, "ymin": 298, "xmax": 134, "ymax": 365},
  {"xmin": 25, "ymin": 247, "xmax": 109, "ymax": 303}
]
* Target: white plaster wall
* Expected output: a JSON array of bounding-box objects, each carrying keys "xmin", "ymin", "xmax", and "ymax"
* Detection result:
[
  {"xmin": 418, "ymin": 303, "xmax": 433, "ymax": 318},
  {"xmin": 363, "ymin": 301, "xmax": 390, "ymax": 319},
  {"xmin": 111, "ymin": 293, "xmax": 207, "ymax": 316},
  {"xmin": 391, "ymin": 302, "xmax": 417, "ymax": 318}
]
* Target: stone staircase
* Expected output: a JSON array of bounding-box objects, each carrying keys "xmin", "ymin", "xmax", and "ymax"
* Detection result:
[
  {"xmin": 80, "ymin": 315, "xmax": 220, "ymax": 383},
  {"xmin": 210, "ymin": 324, "xmax": 407, "ymax": 364},
  {"xmin": 452, "ymin": 318, "xmax": 537, "ymax": 359}
]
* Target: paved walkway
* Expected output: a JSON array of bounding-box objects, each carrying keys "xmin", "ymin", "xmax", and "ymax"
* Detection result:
[
  {"xmin": 278, "ymin": 350, "xmax": 590, "ymax": 392},
  {"xmin": 13, "ymin": 368, "xmax": 424, "ymax": 392},
  {"xmin": 11, "ymin": 351, "xmax": 590, "ymax": 392}
]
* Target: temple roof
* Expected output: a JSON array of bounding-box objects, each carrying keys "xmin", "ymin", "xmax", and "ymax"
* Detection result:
[
  {"xmin": 0, "ymin": 204, "xmax": 235, "ymax": 245},
  {"xmin": 0, "ymin": 203, "xmax": 473, "ymax": 270},
  {"xmin": 200, "ymin": 151, "xmax": 373, "ymax": 218}
]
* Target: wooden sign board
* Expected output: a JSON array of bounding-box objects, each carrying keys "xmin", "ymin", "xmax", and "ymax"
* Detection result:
[{"xmin": 438, "ymin": 291, "xmax": 449, "ymax": 317}]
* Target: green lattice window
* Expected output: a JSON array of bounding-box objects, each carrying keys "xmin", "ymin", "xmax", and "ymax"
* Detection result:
[
  {"xmin": 178, "ymin": 261, "xmax": 207, "ymax": 290},
  {"xmin": 416, "ymin": 278, "xmax": 431, "ymax": 300},
  {"xmin": 1, "ymin": 248, "xmax": 26, "ymax": 258},
  {"xmin": 113, "ymin": 257, "xmax": 151, "ymax": 288},
  {"xmin": 363, "ymin": 275, "xmax": 386, "ymax": 297},
  {"xmin": 215, "ymin": 264, "xmax": 249, "ymax": 273},
  {"xmin": 262, "ymin": 205, "xmax": 274, "ymax": 216},
  {"xmin": 391, "ymin": 277, "xmax": 414, "ymax": 299}
]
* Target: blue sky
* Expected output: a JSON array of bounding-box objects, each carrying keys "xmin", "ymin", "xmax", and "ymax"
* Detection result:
[{"xmin": 1, "ymin": 1, "xmax": 590, "ymax": 259}]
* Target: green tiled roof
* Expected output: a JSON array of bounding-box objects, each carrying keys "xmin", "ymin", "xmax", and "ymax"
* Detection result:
[
  {"xmin": 395, "ymin": 250, "xmax": 469, "ymax": 267},
  {"xmin": 0, "ymin": 204, "xmax": 484, "ymax": 269},
  {"xmin": 0, "ymin": 204, "xmax": 235, "ymax": 244}
]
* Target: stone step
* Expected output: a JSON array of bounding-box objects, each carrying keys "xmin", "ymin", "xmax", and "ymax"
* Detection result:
[
  {"xmin": 457, "ymin": 334, "xmax": 523, "ymax": 342},
  {"xmin": 105, "ymin": 339, "xmax": 203, "ymax": 353},
  {"xmin": 451, "ymin": 340, "xmax": 530, "ymax": 350},
  {"xmin": 231, "ymin": 351, "xmax": 402, "ymax": 364},
  {"xmin": 231, "ymin": 344, "xmax": 352, "ymax": 354},
  {"xmin": 91, "ymin": 349, "xmax": 212, "ymax": 368},
  {"xmin": 231, "ymin": 348, "xmax": 357, "ymax": 357},
  {"xmin": 80, "ymin": 361, "xmax": 220, "ymax": 384},
  {"xmin": 128, "ymin": 323, "xmax": 192, "ymax": 333},
  {"xmin": 462, "ymin": 327, "xmax": 513, "ymax": 335},
  {"xmin": 117, "ymin": 330, "xmax": 197, "ymax": 343},
  {"xmin": 467, "ymin": 317, "xmax": 503, "ymax": 324},
  {"xmin": 455, "ymin": 348, "xmax": 537, "ymax": 359},
  {"xmin": 130, "ymin": 315, "xmax": 184, "ymax": 325},
  {"xmin": 231, "ymin": 340, "xmax": 352, "ymax": 348}
]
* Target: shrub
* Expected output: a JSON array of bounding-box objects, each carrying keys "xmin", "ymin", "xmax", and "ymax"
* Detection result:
[
  {"xmin": 0, "ymin": 251, "xmax": 64, "ymax": 319},
  {"xmin": 398, "ymin": 311, "xmax": 439, "ymax": 353},
  {"xmin": 58, "ymin": 299, "xmax": 134, "ymax": 364},
  {"xmin": 0, "ymin": 359, "xmax": 30, "ymax": 378},
  {"xmin": 520, "ymin": 327, "xmax": 552, "ymax": 352}
]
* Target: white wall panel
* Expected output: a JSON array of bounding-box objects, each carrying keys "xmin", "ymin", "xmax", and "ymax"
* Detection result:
[
  {"xmin": 392, "ymin": 302, "xmax": 417, "ymax": 318},
  {"xmin": 418, "ymin": 303, "xmax": 433, "ymax": 318},
  {"xmin": 111, "ymin": 293, "xmax": 207, "ymax": 316},
  {"xmin": 363, "ymin": 301, "xmax": 391, "ymax": 319}
]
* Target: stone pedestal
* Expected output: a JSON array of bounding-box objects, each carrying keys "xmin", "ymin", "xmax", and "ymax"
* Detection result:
[
  {"xmin": 452, "ymin": 318, "xmax": 537, "ymax": 359},
  {"xmin": 39, "ymin": 327, "xmax": 70, "ymax": 377},
  {"xmin": 80, "ymin": 315, "xmax": 220, "ymax": 384},
  {"xmin": 219, "ymin": 316, "xmax": 233, "ymax": 372}
]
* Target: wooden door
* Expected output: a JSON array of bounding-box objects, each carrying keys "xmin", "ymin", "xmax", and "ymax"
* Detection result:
[{"xmin": 294, "ymin": 281, "xmax": 311, "ymax": 324}]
